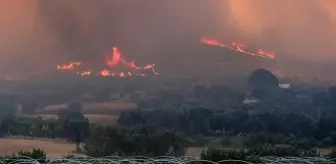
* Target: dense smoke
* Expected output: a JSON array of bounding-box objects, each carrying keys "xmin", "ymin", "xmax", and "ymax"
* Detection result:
[
  {"xmin": 224, "ymin": 0, "xmax": 336, "ymax": 61},
  {"xmin": 1, "ymin": 0, "xmax": 336, "ymax": 76}
]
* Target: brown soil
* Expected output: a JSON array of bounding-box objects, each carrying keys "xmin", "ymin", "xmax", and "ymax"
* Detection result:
[{"xmin": 0, "ymin": 138, "xmax": 75, "ymax": 157}]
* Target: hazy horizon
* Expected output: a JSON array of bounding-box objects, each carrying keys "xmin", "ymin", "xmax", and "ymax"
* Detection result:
[{"xmin": 1, "ymin": 0, "xmax": 336, "ymax": 76}]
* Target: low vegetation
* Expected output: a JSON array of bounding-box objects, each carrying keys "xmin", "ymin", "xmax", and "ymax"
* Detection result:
[{"xmin": 1, "ymin": 68, "xmax": 336, "ymax": 161}]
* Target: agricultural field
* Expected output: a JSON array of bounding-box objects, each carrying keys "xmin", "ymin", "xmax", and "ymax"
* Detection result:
[
  {"xmin": 0, "ymin": 138, "xmax": 76, "ymax": 157},
  {"xmin": 40, "ymin": 101, "xmax": 137, "ymax": 114},
  {"xmin": 18, "ymin": 101, "xmax": 137, "ymax": 125},
  {"xmin": 19, "ymin": 114, "xmax": 119, "ymax": 125}
]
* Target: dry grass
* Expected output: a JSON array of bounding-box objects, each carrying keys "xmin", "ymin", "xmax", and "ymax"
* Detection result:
[
  {"xmin": 85, "ymin": 114, "xmax": 119, "ymax": 125},
  {"xmin": 42, "ymin": 101, "xmax": 137, "ymax": 114},
  {"xmin": 317, "ymin": 148, "xmax": 335, "ymax": 156},
  {"xmin": 0, "ymin": 138, "xmax": 75, "ymax": 157},
  {"xmin": 185, "ymin": 147, "xmax": 202, "ymax": 157},
  {"xmin": 20, "ymin": 114, "xmax": 119, "ymax": 125}
]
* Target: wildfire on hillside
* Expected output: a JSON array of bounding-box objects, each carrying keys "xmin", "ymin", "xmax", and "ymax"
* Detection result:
[
  {"xmin": 57, "ymin": 47, "xmax": 159, "ymax": 77},
  {"xmin": 200, "ymin": 37, "xmax": 276, "ymax": 60},
  {"xmin": 57, "ymin": 61, "xmax": 82, "ymax": 70}
]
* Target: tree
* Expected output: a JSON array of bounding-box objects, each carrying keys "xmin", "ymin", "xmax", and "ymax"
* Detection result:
[
  {"xmin": 0, "ymin": 102, "xmax": 16, "ymax": 118},
  {"xmin": 312, "ymin": 92, "xmax": 328, "ymax": 108},
  {"xmin": 41, "ymin": 124, "xmax": 49, "ymax": 138},
  {"xmin": 67, "ymin": 101, "xmax": 83, "ymax": 113},
  {"xmin": 326, "ymin": 148, "xmax": 336, "ymax": 158},
  {"xmin": 312, "ymin": 92, "xmax": 328, "ymax": 120},
  {"xmin": 69, "ymin": 119, "xmax": 89, "ymax": 152},
  {"xmin": 21, "ymin": 102, "xmax": 38, "ymax": 114},
  {"xmin": 248, "ymin": 69, "xmax": 279, "ymax": 90},
  {"xmin": 17, "ymin": 148, "xmax": 48, "ymax": 163},
  {"xmin": 321, "ymin": 137, "xmax": 333, "ymax": 147},
  {"xmin": 330, "ymin": 131, "xmax": 336, "ymax": 144},
  {"xmin": 201, "ymin": 147, "xmax": 248, "ymax": 162},
  {"xmin": 84, "ymin": 126, "xmax": 190, "ymax": 157}
]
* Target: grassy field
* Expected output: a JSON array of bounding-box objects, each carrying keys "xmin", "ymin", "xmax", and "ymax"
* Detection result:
[
  {"xmin": 0, "ymin": 137, "xmax": 200, "ymax": 157},
  {"xmin": 185, "ymin": 147, "xmax": 202, "ymax": 157},
  {"xmin": 20, "ymin": 114, "xmax": 119, "ymax": 125},
  {"xmin": 41, "ymin": 101, "xmax": 137, "ymax": 114},
  {"xmin": 18, "ymin": 101, "xmax": 137, "ymax": 125},
  {"xmin": 0, "ymin": 138, "xmax": 75, "ymax": 157}
]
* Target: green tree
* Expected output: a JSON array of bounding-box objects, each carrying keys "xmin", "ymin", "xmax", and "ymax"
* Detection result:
[
  {"xmin": 67, "ymin": 101, "xmax": 83, "ymax": 113},
  {"xmin": 17, "ymin": 148, "xmax": 48, "ymax": 163},
  {"xmin": 21, "ymin": 102, "xmax": 38, "ymax": 114},
  {"xmin": 0, "ymin": 102, "xmax": 16, "ymax": 118},
  {"xmin": 248, "ymin": 69, "xmax": 279, "ymax": 90},
  {"xmin": 321, "ymin": 137, "xmax": 333, "ymax": 147},
  {"xmin": 84, "ymin": 126, "xmax": 190, "ymax": 157},
  {"xmin": 326, "ymin": 148, "xmax": 336, "ymax": 158},
  {"xmin": 331, "ymin": 131, "xmax": 336, "ymax": 145}
]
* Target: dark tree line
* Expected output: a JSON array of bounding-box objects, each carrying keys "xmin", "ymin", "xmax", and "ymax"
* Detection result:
[
  {"xmin": 118, "ymin": 107, "xmax": 336, "ymax": 147},
  {"xmin": 0, "ymin": 101, "xmax": 89, "ymax": 144},
  {"xmin": 118, "ymin": 108, "xmax": 311, "ymax": 135},
  {"xmin": 83, "ymin": 125, "xmax": 191, "ymax": 157},
  {"xmin": 201, "ymin": 145, "xmax": 319, "ymax": 163}
]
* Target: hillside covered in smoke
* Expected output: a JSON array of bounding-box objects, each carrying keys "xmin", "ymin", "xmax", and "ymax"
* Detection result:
[{"xmin": 1, "ymin": 0, "xmax": 336, "ymax": 76}]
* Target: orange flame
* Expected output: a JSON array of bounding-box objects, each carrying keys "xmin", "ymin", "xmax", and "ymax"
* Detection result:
[
  {"xmin": 107, "ymin": 47, "xmax": 156, "ymax": 70},
  {"xmin": 106, "ymin": 47, "xmax": 122, "ymax": 66},
  {"xmin": 80, "ymin": 71, "xmax": 92, "ymax": 76},
  {"xmin": 200, "ymin": 37, "xmax": 276, "ymax": 59},
  {"xmin": 99, "ymin": 69, "xmax": 113, "ymax": 76},
  {"xmin": 56, "ymin": 47, "xmax": 158, "ymax": 77},
  {"xmin": 57, "ymin": 61, "xmax": 82, "ymax": 70},
  {"xmin": 151, "ymin": 68, "xmax": 159, "ymax": 76}
]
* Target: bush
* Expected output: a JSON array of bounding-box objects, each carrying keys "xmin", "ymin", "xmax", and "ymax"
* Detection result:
[
  {"xmin": 326, "ymin": 149, "xmax": 336, "ymax": 158},
  {"xmin": 201, "ymin": 147, "xmax": 249, "ymax": 162},
  {"xmin": 321, "ymin": 137, "xmax": 333, "ymax": 147},
  {"xmin": 201, "ymin": 145, "xmax": 319, "ymax": 162},
  {"xmin": 2, "ymin": 149, "xmax": 48, "ymax": 164},
  {"xmin": 220, "ymin": 137, "xmax": 232, "ymax": 146},
  {"xmin": 17, "ymin": 148, "xmax": 48, "ymax": 163}
]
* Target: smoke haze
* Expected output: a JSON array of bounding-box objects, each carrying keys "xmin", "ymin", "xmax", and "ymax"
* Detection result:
[{"xmin": 1, "ymin": 0, "xmax": 336, "ymax": 76}]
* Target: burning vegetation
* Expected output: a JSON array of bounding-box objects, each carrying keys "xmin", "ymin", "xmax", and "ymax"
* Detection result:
[
  {"xmin": 56, "ymin": 61, "xmax": 82, "ymax": 70},
  {"xmin": 56, "ymin": 47, "xmax": 159, "ymax": 77},
  {"xmin": 200, "ymin": 37, "xmax": 276, "ymax": 60},
  {"xmin": 56, "ymin": 38, "xmax": 276, "ymax": 78}
]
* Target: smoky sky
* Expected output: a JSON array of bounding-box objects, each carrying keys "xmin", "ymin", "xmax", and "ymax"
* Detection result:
[{"xmin": 1, "ymin": 0, "xmax": 336, "ymax": 76}]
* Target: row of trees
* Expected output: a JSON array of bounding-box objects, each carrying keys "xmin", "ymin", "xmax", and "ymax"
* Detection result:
[
  {"xmin": 0, "ymin": 115, "xmax": 89, "ymax": 138},
  {"xmin": 201, "ymin": 145, "xmax": 319, "ymax": 163},
  {"xmin": 0, "ymin": 102, "xmax": 89, "ymax": 148},
  {"xmin": 118, "ymin": 107, "xmax": 336, "ymax": 145},
  {"xmin": 0, "ymin": 149, "xmax": 48, "ymax": 164},
  {"xmin": 242, "ymin": 132, "xmax": 336, "ymax": 149},
  {"xmin": 2, "ymin": 145, "xmax": 336, "ymax": 163},
  {"xmin": 83, "ymin": 125, "xmax": 191, "ymax": 157}
]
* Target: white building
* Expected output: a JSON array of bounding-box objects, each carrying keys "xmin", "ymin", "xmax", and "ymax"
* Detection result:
[
  {"xmin": 279, "ymin": 84, "xmax": 291, "ymax": 89},
  {"xmin": 243, "ymin": 97, "xmax": 259, "ymax": 104}
]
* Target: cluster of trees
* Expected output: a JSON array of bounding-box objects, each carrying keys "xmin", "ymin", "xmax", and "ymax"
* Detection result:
[
  {"xmin": 2, "ymin": 145, "xmax": 336, "ymax": 164},
  {"xmin": 83, "ymin": 125, "xmax": 191, "ymax": 157},
  {"xmin": 242, "ymin": 132, "xmax": 336, "ymax": 149},
  {"xmin": 0, "ymin": 102, "xmax": 89, "ymax": 145},
  {"xmin": 313, "ymin": 86, "xmax": 336, "ymax": 118},
  {"xmin": 3, "ymin": 68, "xmax": 336, "ymax": 159},
  {"xmin": 138, "ymin": 69, "xmax": 288, "ymax": 109},
  {"xmin": 201, "ymin": 145, "xmax": 319, "ymax": 163},
  {"xmin": 118, "ymin": 108, "xmax": 324, "ymax": 136},
  {"xmin": 118, "ymin": 69, "xmax": 336, "ymax": 150},
  {"xmin": 118, "ymin": 107, "xmax": 336, "ymax": 148},
  {"xmin": 0, "ymin": 149, "xmax": 48, "ymax": 164}
]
